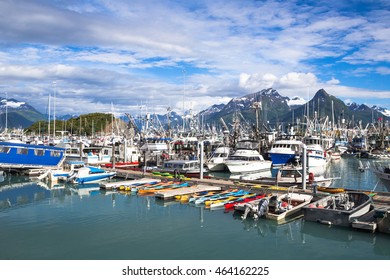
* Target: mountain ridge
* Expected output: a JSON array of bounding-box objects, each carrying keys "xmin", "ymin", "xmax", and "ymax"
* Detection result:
[{"xmin": 0, "ymin": 89, "xmax": 388, "ymax": 131}]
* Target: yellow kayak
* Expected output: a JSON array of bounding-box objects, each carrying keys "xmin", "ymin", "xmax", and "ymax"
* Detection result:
[{"xmin": 317, "ymin": 186, "xmax": 345, "ymax": 193}]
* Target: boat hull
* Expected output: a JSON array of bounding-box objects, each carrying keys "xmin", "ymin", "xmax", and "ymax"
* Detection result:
[
  {"xmin": 0, "ymin": 141, "xmax": 65, "ymax": 169},
  {"xmin": 223, "ymin": 161, "xmax": 272, "ymax": 173},
  {"xmin": 302, "ymin": 192, "xmax": 372, "ymax": 227},
  {"xmin": 73, "ymin": 172, "xmax": 117, "ymax": 184}
]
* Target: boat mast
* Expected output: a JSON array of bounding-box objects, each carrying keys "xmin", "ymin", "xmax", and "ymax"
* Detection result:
[
  {"xmin": 4, "ymin": 92, "xmax": 7, "ymax": 134},
  {"xmin": 182, "ymin": 68, "xmax": 186, "ymax": 132},
  {"xmin": 53, "ymin": 81, "xmax": 56, "ymax": 140},
  {"xmin": 48, "ymin": 93, "xmax": 51, "ymax": 142}
]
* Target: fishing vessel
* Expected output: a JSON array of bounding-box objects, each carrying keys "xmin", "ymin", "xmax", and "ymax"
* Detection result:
[
  {"xmin": 64, "ymin": 145, "xmax": 111, "ymax": 165},
  {"xmin": 303, "ymin": 135, "xmax": 331, "ymax": 174},
  {"xmin": 205, "ymin": 146, "xmax": 230, "ymax": 171},
  {"xmin": 267, "ymin": 139, "xmax": 302, "ymax": 167},
  {"xmin": 158, "ymin": 159, "xmax": 205, "ymax": 176},
  {"xmin": 0, "ymin": 141, "xmax": 65, "ymax": 170}
]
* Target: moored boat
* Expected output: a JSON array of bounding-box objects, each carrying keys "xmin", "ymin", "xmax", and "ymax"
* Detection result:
[
  {"xmin": 222, "ymin": 145, "xmax": 272, "ymax": 173},
  {"xmin": 302, "ymin": 191, "xmax": 372, "ymax": 227},
  {"xmin": 374, "ymin": 207, "xmax": 390, "ymax": 234},
  {"xmin": 205, "ymin": 146, "xmax": 230, "ymax": 171},
  {"xmin": 370, "ymin": 162, "xmax": 390, "ymax": 182},
  {"xmin": 68, "ymin": 166, "xmax": 116, "ymax": 184},
  {"xmin": 268, "ymin": 139, "xmax": 302, "ymax": 167},
  {"xmin": 236, "ymin": 187, "xmax": 313, "ymax": 223},
  {"xmin": 265, "ymin": 192, "xmax": 313, "ymax": 222},
  {"xmin": 0, "ymin": 141, "xmax": 65, "ymax": 170}
]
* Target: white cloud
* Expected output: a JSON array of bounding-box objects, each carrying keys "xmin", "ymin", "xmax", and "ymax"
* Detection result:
[
  {"xmin": 277, "ymin": 72, "xmax": 317, "ymax": 89},
  {"xmin": 239, "ymin": 73, "xmax": 277, "ymax": 91},
  {"xmin": 326, "ymin": 77, "xmax": 340, "ymax": 85},
  {"xmin": 0, "ymin": 0, "xmax": 389, "ymax": 117}
]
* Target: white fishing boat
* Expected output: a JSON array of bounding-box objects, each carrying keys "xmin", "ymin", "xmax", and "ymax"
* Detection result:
[
  {"xmin": 222, "ymin": 149, "xmax": 272, "ymax": 173},
  {"xmin": 64, "ymin": 145, "xmax": 111, "ymax": 165},
  {"xmin": 205, "ymin": 146, "xmax": 230, "ymax": 171},
  {"xmin": 303, "ymin": 135, "xmax": 331, "ymax": 174},
  {"xmin": 222, "ymin": 140, "xmax": 272, "ymax": 174}
]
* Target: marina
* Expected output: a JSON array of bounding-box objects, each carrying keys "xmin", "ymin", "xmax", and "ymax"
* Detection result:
[{"xmin": 1, "ymin": 156, "xmax": 390, "ymax": 260}]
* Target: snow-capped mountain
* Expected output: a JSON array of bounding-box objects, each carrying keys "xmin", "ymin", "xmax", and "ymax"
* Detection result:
[
  {"xmin": 199, "ymin": 103, "xmax": 225, "ymax": 116},
  {"xmin": 0, "ymin": 96, "xmax": 45, "ymax": 129},
  {"xmin": 1, "ymin": 97, "xmax": 36, "ymax": 111},
  {"xmin": 372, "ymin": 106, "xmax": 390, "ymax": 117}
]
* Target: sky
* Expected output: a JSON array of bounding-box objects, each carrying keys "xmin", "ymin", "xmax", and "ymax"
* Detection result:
[{"xmin": 0, "ymin": 0, "xmax": 389, "ymax": 117}]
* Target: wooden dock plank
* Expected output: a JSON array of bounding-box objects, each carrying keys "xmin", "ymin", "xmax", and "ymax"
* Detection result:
[{"xmin": 155, "ymin": 184, "xmax": 222, "ymax": 200}]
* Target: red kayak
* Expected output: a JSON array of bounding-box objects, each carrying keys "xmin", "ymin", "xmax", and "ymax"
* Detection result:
[{"xmin": 224, "ymin": 194, "xmax": 266, "ymax": 210}]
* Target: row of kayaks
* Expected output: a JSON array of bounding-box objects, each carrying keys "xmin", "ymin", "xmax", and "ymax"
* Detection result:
[
  {"xmin": 111, "ymin": 179, "xmax": 270, "ymax": 210},
  {"xmin": 175, "ymin": 188, "xmax": 268, "ymax": 210},
  {"xmin": 109, "ymin": 178, "xmax": 361, "ymax": 213}
]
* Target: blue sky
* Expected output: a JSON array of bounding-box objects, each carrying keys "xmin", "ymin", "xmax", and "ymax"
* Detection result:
[{"xmin": 0, "ymin": 0, "xmax": 389, "ymax": 116}]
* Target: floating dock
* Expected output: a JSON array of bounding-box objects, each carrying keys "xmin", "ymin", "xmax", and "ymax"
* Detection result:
[
  {"xmin": 101, "ymin": 178, "xmax": 160, "ymax": 190},
  {"xmin": 155, "ymin": 184, "xmax": 222, "ymax": 200}
]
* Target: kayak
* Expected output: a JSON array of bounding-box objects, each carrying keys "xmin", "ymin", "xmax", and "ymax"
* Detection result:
[
  {"xmin": 317, "ymin": 186, "xmax": 345, "ymax": 193},
  {"xmin": 224, "ymin": 193, "xmax": 267, "ymax": 210},
  {"xmin": 140, "ymin": 182, "xmax": 190, "ymax": 194},
  {"xmin": 199, "ymin": 189, "xmax": 247, "ymax": 206},
  {"xmin": 208, "ymin": 193, "xmax": 256, "ymax": 209},
  {"xmin": 188, "ymin": 189, "xmax": 236, "ymax": 203},
  {"xmin": 175, "ymin": 190, "xmax": 211, "ymax": 201}
]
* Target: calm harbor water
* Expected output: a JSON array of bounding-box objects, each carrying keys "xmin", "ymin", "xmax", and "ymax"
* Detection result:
[{"xmin": 1, "ymin": 157, "xmax": 390, "ymax": 260}]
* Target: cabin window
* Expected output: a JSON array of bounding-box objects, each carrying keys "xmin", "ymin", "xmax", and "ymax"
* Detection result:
[
  {"xmin": 0, "ymin": 146, "xmax": 10, "ymax": 153},
  {"xmin": 17, "ymin": 148, "xmax": 29, "ymax": 155},
  {"xmin": 50, "ymin": 151, "xmax": 62, "ymax": 157},
  {"xmin": 34, "ymin": 149, "xmax": 45, "ymax": 156}
]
